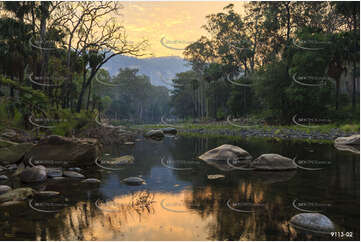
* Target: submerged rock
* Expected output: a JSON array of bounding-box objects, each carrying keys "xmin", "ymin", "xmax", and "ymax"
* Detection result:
[
  {"xmin": 334, "ymin": 134, "xmax": 359, "ymax": 146},
  {"xmin": 122, "ymin": 177, "xmax": 145, "ymax": 185},
  {"xmin": 251, "ymin": 154, "xmax": 297, "ymax": 171},
  {"xmin": 20, "ymin": 166, "xmax": 47, "ymax": 183},
  {"xmin": 25, "ymin": 135, "xmax": 102, "ymax": 167},
  {"xmin": 63, "ymin": 170, "xmax": 85, "ymax": 178},
  {"xmin": 68, "ymin": 167, "xmax": 82, "ymax": 172},
  {"xmin": 0, "ymin": 187, "xmax": 35, "ymax": 203},
  {"xmin": 0, "ymin": 143, "xmax": 34, "ymax": 165},
  {"xmin": 290, "ymin": 213, "xmax": 336, "ymax": 232},
  {"xmin": 0, "ymin": 185, "xmax": 11, "ymax": 195},
  {"xmin": 144, "ymin": 130, "xmax": 165, "ymax": 140},
  {"xmin": 81, "ymin": 178, "xmax": 101, "ymax": 184}
]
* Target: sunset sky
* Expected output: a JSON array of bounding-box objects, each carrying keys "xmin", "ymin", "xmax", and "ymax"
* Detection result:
[{"xmin": 120, "ymin": 1, "xmax": 246, "ymax": 58}]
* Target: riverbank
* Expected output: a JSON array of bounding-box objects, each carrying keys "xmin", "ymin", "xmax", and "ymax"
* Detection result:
[{"xmin": 135, "ymin": 122, "xmax": 359, "ymax": 144}]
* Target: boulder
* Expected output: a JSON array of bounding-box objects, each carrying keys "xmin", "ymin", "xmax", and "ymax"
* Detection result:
[
  {"xmin": 0, "ymin": 143, "xmax": 34, "ymax": 165},
  {"xmin": 334, "ymin": 134, "xmax": 360, "ymax": 146},
  {"xmin": 122, "ymin": 177, "xmax": 145, "ymax": 185},
  {"xmin": 251, "ymin": 154, "xmax": 297, "ymax": 171},
  {"xmin": 63, "ymin": 170, "xmax": 85, "ymax": 178},
  {"xmin": 25, "ymin": 135, "xmax": 102, "ymax": 167},
  {"xmin": 0, "ymin": 185, "xmax": 11, "ymax": 195},
  {"xmin": 0, "ymin": 187, "xmax": 35, "ymax": 203},
  {"xmin": 20, "ymin": 165, "xmax": 47, "ymax": 183},
  {"xmin": 290, "ymin": 213, "xmax": 336, "ymax": 232},
  {"xmin": 161, "ymin": 127, "xmax": 177, "ymax": 135},
  {"xmin": 144, "ymin": 130, "xmax": 165, "ymax": 140},
  {"xmin": 198, "ymin": 144, "xmax": 252, "ymax": 162}
]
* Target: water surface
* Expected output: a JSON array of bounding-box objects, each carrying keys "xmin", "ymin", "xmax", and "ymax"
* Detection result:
[{"xmin": 0, "ymin": 135, "xmax": 359, "ymax": 240}]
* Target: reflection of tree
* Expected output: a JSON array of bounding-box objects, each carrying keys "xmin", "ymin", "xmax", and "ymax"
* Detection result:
[
  {"xmin": 32, "ymin": 190, "xmax": 155, "ymax": 240},
  {"xmin": 183, "ymin": 178, "xmax": 318, "ymax": 241}
]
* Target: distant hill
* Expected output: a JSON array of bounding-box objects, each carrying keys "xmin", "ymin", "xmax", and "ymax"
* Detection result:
[{"xmin": 102, "ymin": 55, "xmax": 192, "ymax": 88}]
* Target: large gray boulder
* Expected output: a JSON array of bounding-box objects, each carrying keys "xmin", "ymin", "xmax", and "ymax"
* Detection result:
[
  {"xmin": 0, "ymin": 143, "xmax": 34, "ymax": 165},
  {"xmin": 26, "ymin": 135, "xmax": 102, "ymax": 167},
  {"xmin": 199, "ymin": 144, "xmax": 252, "ymax": 162},
  {"xmin": 144, "ymin": 130, "xmax": 165, "ymax": 140},
  {"xmin": 20, "ymin": 165, "xmax": 47, "ymax": 183},
  {"xmin": 334, "ymin": 134, "xmax": 360, "ymax": 146},
  {"xmin": 290, "ymin": 213, "xmax": 336, "ymax": 232},
  {"xmin": 251, "ymin": 154, "xmax": 297, "ymax": 171},
  {"xmin": 0, "ymin": 187, "xmax": 35, "ymax": 203}
]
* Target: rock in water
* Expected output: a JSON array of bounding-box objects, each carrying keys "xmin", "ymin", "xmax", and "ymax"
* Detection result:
[
  {"xmin": 122, "ymin": 177, "xmax": 145, "ymax": 185},
  {"xmin": 290, "ymin": 213, "xmax": 336, "ymax": 232},
  {"xmin": 199, "ymin": 144, "xmax": 252, "ymax": 162},
  {"xmin": 334, "ymin": 134, "xmax": 360, "ymax": 146},
  {"xmin": 25, "ymin": 135, "xmax": 102, "ymax": 167},
  {"xmin": 63, "ymin": 170, "xmax": 85, "ymax": 178},
  {"xmin": 20, "ymin": 166, "xmax": 47, "ymax": 183},
  {"xmin": 81, "ymin": 178, "xmax": 101, "ymax": 184},
  {"xmin": 0, "ymin": 143, "xmax": 34, "ymax": 165},
  {"xmin": 46, "ymin": 168, "xmax": 63, "ymax": 178},
  {"xmin": 161, "ymin": 127, "xmax": 177, "ymax": 135},
  {"xmin": 207, "ymin": 174, "xmax": 225, "ymax": 180},
  {"xmin": 334, "ymin": 144, "xmax": 360, "ymax": 154},
  {"xmin": 0, "ymin": 187, "xmax": 35, "ymax": 203},
  {"xmin": 68, "ymin": 167, "xmax": 82, "ymax": 172},
  {"xmin": 144, "ymin": 130, "xmax": 165, "ymax": 140},
  {"xmin": 0, "ymin": 175, "xmax": 8, "ymax": 180},
  {"xmin": 251, "ymin": 154, "xmax": 297, "ymax": 171},
  {"xmin": 0, "ymin": 185, "xmax": 11, "ymax": 195}
]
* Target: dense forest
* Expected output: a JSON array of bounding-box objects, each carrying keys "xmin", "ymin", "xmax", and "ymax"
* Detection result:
[{"xmin": 0, "ymin": 1, "xmax": 359, "ymax": 136}]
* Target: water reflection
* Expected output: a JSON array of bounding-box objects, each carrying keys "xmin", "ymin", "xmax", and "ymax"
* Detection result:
[{"xmin": 0, "ymin": 135, "xmax": 359, "ymax": 240}]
